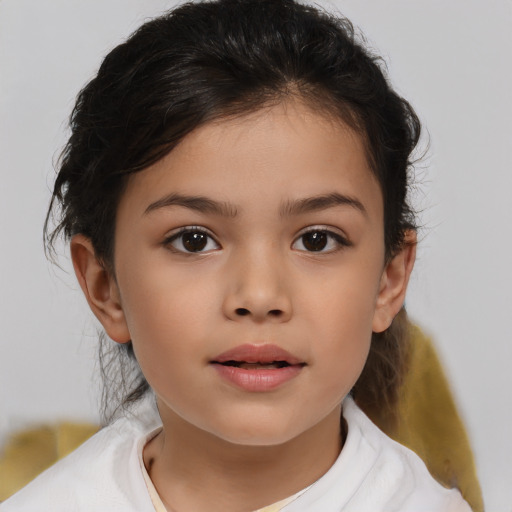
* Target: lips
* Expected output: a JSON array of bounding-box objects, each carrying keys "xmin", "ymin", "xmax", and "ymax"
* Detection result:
[
  {"xmin": 210, "ymin": 344, "xmax": 305, "ymax": 391},
  {"xmin": 222, "ymin": 361, "xmax": 291, "ymax": 369},
  {"xmin": 212, "ymin": 344, "xmax": 304, "ymax": 366}
]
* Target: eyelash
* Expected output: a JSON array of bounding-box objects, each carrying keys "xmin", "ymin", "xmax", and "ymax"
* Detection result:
[
  {"xmin": 163, "ymin": 226, "xmax": 220, "ymax": 254},
  {"xmin": 163, "ymin": 226, "xmax": 351, "ymax": 254},
  {"xmin": 292, "ymin": 227, "xmax": 351, "ymax": 254}
]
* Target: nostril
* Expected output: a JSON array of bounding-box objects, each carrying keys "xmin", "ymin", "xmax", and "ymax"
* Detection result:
[{"xmin": 233, "ymin": 308, "xmax": 285, "ymax": 318}]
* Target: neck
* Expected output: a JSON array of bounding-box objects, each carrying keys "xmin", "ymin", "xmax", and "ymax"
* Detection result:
[{"xmin": 144, "ymin": 404, "xmax": 344, "ymax": 512}]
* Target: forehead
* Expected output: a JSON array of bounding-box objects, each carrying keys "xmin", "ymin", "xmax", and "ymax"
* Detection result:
[{"xmin": 118, "ymin": 100, "xmax": 383, "ymax": 220}]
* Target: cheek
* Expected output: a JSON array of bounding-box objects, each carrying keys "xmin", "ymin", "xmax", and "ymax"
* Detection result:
[
  {"xmin": 297, "ymin": 261, "xmax": 379, "ymax": 378},
  {"xmin": 118, "ymin": 268, "xmax": 218, "ymax": 370},
  {"xmin": 121, "ymin": 253, "xmax": 217, "ymax": 325},
  {"xmin": 300, "ymin": 259, "xmax": 382, "ymax": 331},
  {"xmin": 311, "ymin": 299, "xmax": 373, "ymax": 378}
]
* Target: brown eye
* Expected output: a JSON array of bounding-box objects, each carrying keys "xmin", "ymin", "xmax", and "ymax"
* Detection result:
[
  {"xmin": 166, "ymin": 228, "xmax": 220, "ymax": 253},
  {"xmin": 292, "ymin": 228, "xmax": 350, "ymax": 253},
  {"xmin": 182, "ymin": 232, "xmax": 208, "ymax": 252},
  {"xmin": 301, "ymin": 231, "xmax": 328, "ymax": 251}
]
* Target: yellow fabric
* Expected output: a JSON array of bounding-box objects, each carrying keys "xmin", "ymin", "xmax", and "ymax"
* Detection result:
[
  {"xmin": 254, "ymin": 494, "xmax": 298, "ymax": 511},
  {"xmin": 255, "ymin": 500, "xmax": 291, "ymax": 512},
  {"xmin": 0, "ymin": 422, "xmax": 98, "ymax": 502},
  {"xmin": 0, "ymin": 326, "xmax": 483, "ymax": 511},
  {"xmin": 366, "ymin": 325, "xmax": 484, "ymax": 512}
]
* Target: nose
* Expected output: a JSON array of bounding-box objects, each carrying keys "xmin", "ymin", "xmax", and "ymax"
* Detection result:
[{"xmin": 222, "ymin": 250, "xmax": 292, "ymax": 323}]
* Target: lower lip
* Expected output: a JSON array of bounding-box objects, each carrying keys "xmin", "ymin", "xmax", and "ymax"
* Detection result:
[{"xmin": 212, "ymin": 364, "xmax": 303, "ymax": 392}]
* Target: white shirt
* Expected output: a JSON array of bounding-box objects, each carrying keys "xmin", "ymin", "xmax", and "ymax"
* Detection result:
[{"xmin": 0, "ymin": 397, "xmax": 471, "ymax": 512}]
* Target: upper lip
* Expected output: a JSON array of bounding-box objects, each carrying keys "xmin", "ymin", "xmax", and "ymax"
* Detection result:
[{"xmin": 211, "ymin": 344, "xmax": 304, "ymax": 366}]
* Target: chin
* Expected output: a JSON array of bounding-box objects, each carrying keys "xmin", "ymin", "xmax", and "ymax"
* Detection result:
[
  {"xmin": 215, "ymin": 428, "xmax": 301, "ymax": 447},
  {"xmin": 205, "ymin": 412, "xmax": 316, "ymax": 447}
]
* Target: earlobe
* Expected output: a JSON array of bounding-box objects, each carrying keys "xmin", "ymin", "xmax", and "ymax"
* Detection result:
[
  {"xmin": 70, "ymin": 235, "xmax": 131, "ymax": 344},
  {"xmin": 372, "ymin": 231, "xmax": 417, "ymax": 333}
]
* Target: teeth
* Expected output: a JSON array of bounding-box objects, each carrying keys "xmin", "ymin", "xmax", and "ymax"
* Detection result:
[
  {"xmin": 220, "ymin": 361, "xmax": 290, "ymax": 369},
  {"xmin": 239, "ymin": 363, "xmax": 279, "ymax": 369},
  {"xmin": 223, "ymin": 360, "xmax": 240, "ymax": 367}
]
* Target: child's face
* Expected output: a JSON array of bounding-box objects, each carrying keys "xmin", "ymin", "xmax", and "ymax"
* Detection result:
[{"xmin": 76, "ymin": 101, "xmax": 411, "ymax": 446}]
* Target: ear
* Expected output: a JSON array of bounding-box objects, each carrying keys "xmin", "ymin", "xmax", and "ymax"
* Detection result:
[
  {"xmin": 372, "ymin": 231, "xmax": 417, "ymax": 333},
  {"xmin": 70, "ymin": 234, "xmax": 131, "ymax": 344}
]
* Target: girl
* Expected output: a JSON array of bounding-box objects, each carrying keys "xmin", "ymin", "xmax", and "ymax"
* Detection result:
[{"xmin": 1, "ymin": 0, "xmax": 472, "ymax": 510}]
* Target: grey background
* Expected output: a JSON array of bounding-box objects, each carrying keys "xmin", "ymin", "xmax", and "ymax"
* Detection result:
[{"xmin": 1, "ymin": 1, "xmax": 510, "ymax": 509}]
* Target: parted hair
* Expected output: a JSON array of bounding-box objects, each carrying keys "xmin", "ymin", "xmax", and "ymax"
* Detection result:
[{"xmin": 45, "ymin": 0, "xmax": 420, "ymax": 422}]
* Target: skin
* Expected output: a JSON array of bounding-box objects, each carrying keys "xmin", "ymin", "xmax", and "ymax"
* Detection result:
[{"xmin": 71, "ymin": 100, "xmax": 415, "ymax": 511}]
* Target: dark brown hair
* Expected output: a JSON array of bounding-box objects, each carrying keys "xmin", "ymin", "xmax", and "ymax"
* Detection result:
[{"xmin": 45, "ymin": 0, "xmax": 420, "ymax": 422}]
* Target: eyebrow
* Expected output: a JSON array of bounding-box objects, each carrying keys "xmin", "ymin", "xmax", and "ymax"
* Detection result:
[
  {"xmin": 279, "ymin": 193, "xmax": 367, "ymax": 218},
  {"xmin": 144, "ymin": 193, "xmax": 238, "ymax": 217},
  {"xmin": 144, "ymin": 191, "xmax": 366, "ymax": 218}
]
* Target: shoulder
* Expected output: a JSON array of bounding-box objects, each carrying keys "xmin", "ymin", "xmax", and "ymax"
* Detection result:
[
  {"xmin": 342, "ymin": 397, "xmax": 472, "ymax": 511},
  {"xmin": 285, "ymin": 397, "xmax": 472, "ymax": 512},
  {"xmin": 0, "ymin": 402, "xmax": 161, "ymax": 512}
]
